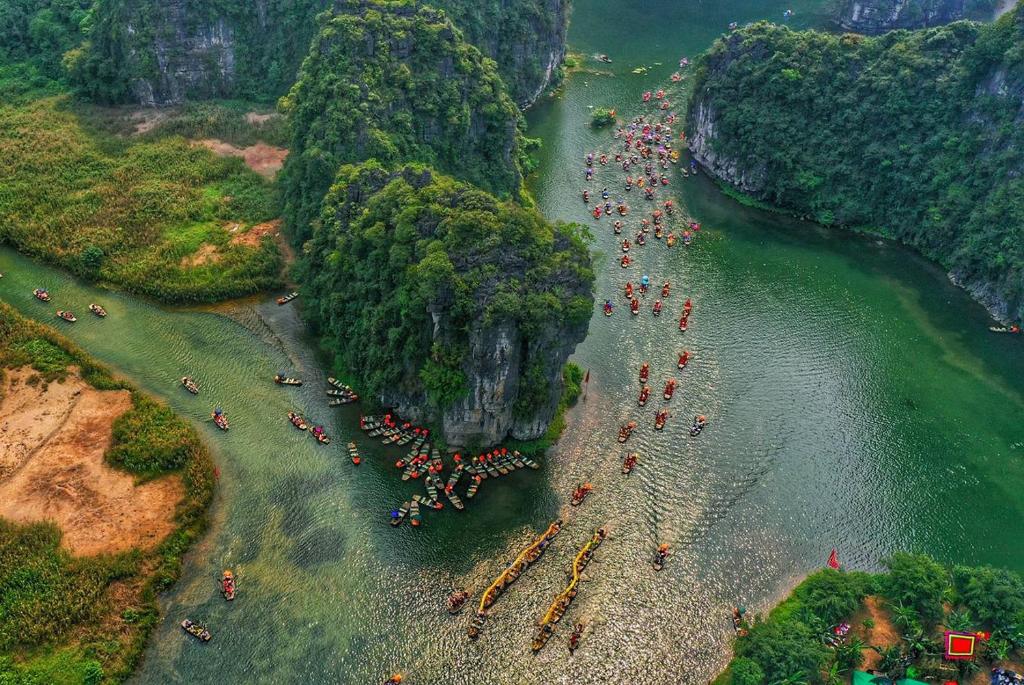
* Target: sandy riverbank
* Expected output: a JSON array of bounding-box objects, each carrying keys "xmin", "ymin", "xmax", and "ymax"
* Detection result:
[{"xmin": 0, "ymin": 367, "xmax": 183, "ymax": 556}]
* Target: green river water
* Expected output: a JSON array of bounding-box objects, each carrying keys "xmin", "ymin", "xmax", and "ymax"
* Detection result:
[{"xmin": 1, "ymin": 1, "xmax": 1023, "ymax": 683}]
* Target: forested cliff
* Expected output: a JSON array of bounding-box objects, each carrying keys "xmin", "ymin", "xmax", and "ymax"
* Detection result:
[
  {"xmin": 300, "ymin": 163, "xmax": 593, "ymax": 448},
  {"xmin": 278, "ymin": 0, "xmax": 525, "ymax": 246},
  {"xmin": 64, "ymin": 0, "xmax": 569, "ymax": 105},
  {"xmin": 687, "ymin": 8, "xmax": 1024, "ymax": 322}
]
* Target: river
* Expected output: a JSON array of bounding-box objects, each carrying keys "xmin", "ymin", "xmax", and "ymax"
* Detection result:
[{"xmin": 1, "ymin": 1, "xmax": 1023, "ymax": 683}]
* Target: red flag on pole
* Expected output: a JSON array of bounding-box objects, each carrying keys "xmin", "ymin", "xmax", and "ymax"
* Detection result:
[{"xmin": 827, "ymin": 548, "xmax": 840, "ymax": 570}]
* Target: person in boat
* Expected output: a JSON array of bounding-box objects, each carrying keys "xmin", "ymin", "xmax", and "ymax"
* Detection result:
[
  {"xmin": 684, "ymin": 298, "xmax": 692, "ymax": 315},
  {"xmin": 622, "ymin": 239, "xmax": 631, "ymax": 253},
  {"xmin": 599, "ymin": 154, "xmax": 607, "ymax": 166},
  {"xmin": 586, "ymin": 152, "xmax": 594, "ymax": 165},
  {"xmin": 636, "ymin": 231, "xmax": 646, "ymax": 246},
  {"xmin": 642, "ymin": 91, "xmax": 651, "ymax": 102},
  {"xmin": 613, "ymin": 220, "xmax": 623, "ymax": 234},
  {"xmin": 604, "ymin": 201, "xmax": 612, "ymax": 215},
  {"xmin": 654, "ymin": 543, "xmax": 670, "ymax": 567},
  {"xmin": 603, "ymin": 300, "xmax": 613, "ymax": 316},
  {"xmin": 644, "ymin": 187, "xmax": 655, "ymax": 200},
  {"xmin": 620, "ymin": 254, "xmax": 631, "ymax": 268},
  {"xmin": 678, "ymin": 350, "xmax": 690, "ymax": 368},
  {"xmin": 601, "ymin": 188, "xmax": 609, "ymax": 200},
  {"xmin": 666, "ymin": 232, "xmax": 676, "ymax": 247},
  {"xmin": 640, "ymin": 274, "xmax": 650, "ymax": 292},
  {"xmin": 617, "ymin": 203, "xmax": 627, "ymax": 216},
  {"xmin": 679, "ymin": 315, "xmax": 688, "ymax": 331},
  {"xmin": 593, "ymin": 207, "xmax": 602, "ymax": 220},
  {"xmin": 625, "ymin": 282, "xmax": 633, "ymax": 298},
  {"xmin": 582, "ymin": 189, "xmax": 589, "ymax": 203},
  {"xmin": 384, "ymin": 675, "xmax": 403, "ymax": 685},
  {"xmin": 625, "ymin": 176, "xmax": 633, "ymax": 190},
  {"xmin": 638, "ymin": 385, "xmax": 649, "ymax": 403},
  {"xmin": 631, "ymin": 298, "xmax": 640, "ymax": 314},
  {"xmin": 640, "ymin": 362, "xmax": 649, "ymax": 380},
  {"xmin": 653, "ymin": 300, "xmax": 662, "ymax": 316},
  {"xmin": 662, "ymin": 281, "xmax": 670, "ymax": 298}
]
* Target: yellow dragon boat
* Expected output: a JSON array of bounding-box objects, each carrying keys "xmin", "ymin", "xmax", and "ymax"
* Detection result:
[
  {"xmin": 531, "ymin": 528, "xmax": 607, "ymax": 652},
  {"xmin": 466, "ymin": 520, "xmax": 562, "ymax": 640}
]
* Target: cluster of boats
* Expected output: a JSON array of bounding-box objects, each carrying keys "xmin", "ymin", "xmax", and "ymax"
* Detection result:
[
  {"xmin": 467, "ymin": 520, "xmax": 562, "ymax": 639},
  {"xmin": 31, "ymin": 288, "xmax": 107, "ymax": 321},
  {"xmin": 287, "ymin": 411, "xmax": 330, "ymax": 444},
  {"xmin": 326, "ymin": 377, "xmax": 358, "ymax": 405}
]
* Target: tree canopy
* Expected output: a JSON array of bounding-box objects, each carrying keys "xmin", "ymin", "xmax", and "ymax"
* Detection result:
[{"xmin": 688, "ymin": 9, "xmax": 1024, "ymax": 321}]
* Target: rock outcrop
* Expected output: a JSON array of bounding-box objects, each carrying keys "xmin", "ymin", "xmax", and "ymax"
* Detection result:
[
  {"xmin": 279, "ymin": 0, "xmax": 525, "ymax": 245},
  {"xmin": 686, "ymin": 13, "xmax": 1024, "ymax": 323},
  {"xmin": 301, "ymin": 163, "xmax": 594, "ymax": 448},
  {"xmin": 836, "ymin": 0, "xmax": 966, "ymax": 33},
  {"xmin": 72, "ymin": 0, "xmax": 570, "ymax": 106}
]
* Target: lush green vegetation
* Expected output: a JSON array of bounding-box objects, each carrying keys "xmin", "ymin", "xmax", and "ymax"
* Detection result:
[
  {"xmin": 427, "ymin": 0, "xmax": 568, "ymax": 104},
  {"xmin": 0, "ymin": 0, "xmax": 92, "ymax": 80},
  {"xmin": 68, "ymin": 0, "xmax": 329, "ymax": 104},
  {"xmin": 0, "ymin": 302, "xmax": 215, "ymax": 683},
  {"xmin": 299, "ymin": 162, "xmax": 592, "ymax": 440},
  {"xmin": 688, "ymin": 9, "xmax": 1024, "ymax": 322},
  {"xmin": 506, "ymin": 361, "xmax": 585, "ymax": 456},
  {"xmin": 279, "ymin": 0, "xmax": 525, "ymax": 245},
  {"xmin": 716, "ymin": 553, "xmax": 1024, "ymax": 684},
  {"xmin": 591, "ymin": 107, "xmax": 616, "ymax": 127},
  {"xmin": 0, "ymin": 93, "xmax": 282, "ymax": 302}
]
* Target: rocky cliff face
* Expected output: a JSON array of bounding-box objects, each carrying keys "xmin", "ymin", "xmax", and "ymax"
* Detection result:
[
  {"xmin": 302, "ymin": 163, "xmax": 593, "ymax": 448},
  {"xmin": 686, "ymin": 15, "xmax": 1024, "ymax": 323},
  {"xmin": 432, "ymin": 0, "xmax": 570, "ymax": 106},
  {"xmin": 836, "ymin": 0, "xmax": 965, "ymax": 33},
  {"xmin": 73, "ymin": 0, "xmax": 329, "ymax": 104},
  {"xmin": 74, "ymin": 0, "xmax": 569, "ymax": 106}
]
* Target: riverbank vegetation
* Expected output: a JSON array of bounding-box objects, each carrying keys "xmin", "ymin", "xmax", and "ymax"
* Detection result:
[
  {"xmin": 0, "ymin": 91, "xmax": 282, "ymax": 302},
  {"xmin": 299, "ymin": 162, "xmax": 592, "ymax": 445},
  {"xmin": 688, "ymin": 7, "xmax": 1024, "ymax": 322},
  {"xmin": 0, "ymin": 303, "xmax": 215, "ymax": 683},
  {"xmin": 716, "ymin": 553, "xmax": 1024, "ymax": 685}
]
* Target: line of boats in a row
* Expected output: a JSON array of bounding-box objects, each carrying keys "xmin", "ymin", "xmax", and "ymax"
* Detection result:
[{"xmin": 31, "ymin": 288, "xmax": 107, "ymax": 321}]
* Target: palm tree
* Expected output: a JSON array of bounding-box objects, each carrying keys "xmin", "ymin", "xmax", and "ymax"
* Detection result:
[
  {"xmin": 889, "ymin": 601, "xmax": 919, "ymax": 631},
  {"xmin": 946, "ymin": 608, "xmax": 973, "ymax": 633},
  {"xmin": 770, "ymin": 672, "xmax": 808, "ymax": 685}
]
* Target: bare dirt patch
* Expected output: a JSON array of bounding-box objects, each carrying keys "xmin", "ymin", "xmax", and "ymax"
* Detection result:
[
  {"xmin": 195, "ymin": 138, "xmax": 288, "ymax": 179},
  {"xmin": 230, "ymin": 219, "xmax": 282, "ymax": 248},
  {"xmin": 181, "ymin": 242, "xmax": 222, "ymax": 267},
  {"xmin": 854, "ymin": 595, "xmax": 902, "ymax": 671},
  {"xmin": 0, "ymin": 368, "xmax": 184, "ymax": 556},
  {"xmin": 129, "ymin": 108, "xmax": 171, "ymax": 135}
]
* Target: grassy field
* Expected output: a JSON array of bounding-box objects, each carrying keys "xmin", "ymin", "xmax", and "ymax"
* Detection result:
[
  {"xmin": 0, "ymin": 303, "xmax": 215, "ymax": 683},
  {"xmin": 0, "ymin": 88, "xmax": 283, "ymax": 303}
]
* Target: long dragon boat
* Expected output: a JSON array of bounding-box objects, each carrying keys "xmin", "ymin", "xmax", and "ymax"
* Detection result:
[
  {"xmin": 467, "ymin": 520, "xmax": 562, "ymax": 640},
  {"xmin": 531, "ymin": 528, "xmax": 607, "ymax": 652}
]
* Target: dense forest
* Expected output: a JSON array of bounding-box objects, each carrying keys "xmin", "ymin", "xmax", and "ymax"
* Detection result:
[
  {"xmin": 279, "ymin": 0, "xmax": 526, "ymax": 246},
  {"xmin": 299, "ymin": 162, "xmax": 593, "ymax": 446},
  {"xmin": 0, "ymin": 303, "xmax": 214, "ymax": 683},
  {"xmin": 716, "ymin": 553, "xmax": 1024, "ymax": 684},
  {"xmin": 688, "ymin": 8, "xmax": 1024, "ymax": 322}
]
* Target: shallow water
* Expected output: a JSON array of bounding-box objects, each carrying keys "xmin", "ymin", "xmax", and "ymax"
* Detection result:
[{"xmin": 1, "ymin": 1, "xmax": 1023, "ymax": 683}]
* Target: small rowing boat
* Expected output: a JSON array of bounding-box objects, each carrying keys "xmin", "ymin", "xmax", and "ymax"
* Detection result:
[
  {"xmin": 181, "ymin": 377, "xmax": 199, "ymax": 395},
  {"xmin": 88, "ymin": 303, "xmax": 107, "ymax": 317},
  {"xmin": 347, "ymin": 442, "xmax": 361, "ymax": 465},
  {"xmin": 222, "ymin": 570, "xmax": 236, "ymax": 600},
  {"xmin": 519, "ymin": 452, "xmax": 541, "ymax": 469},
  {"xmin": 570, "ymin": 483, "xmax": 593, "ymax": 506},
  {"xmin": 568, "ymin": 622, "xmax": 584, "ymax": 653},
  {"xmin": 327, "ymin": 377, "xmax": 350, "ymax": 389},
  {"xmin": 466, "ymin": 475, "xmax": 482, "ymax": 498},
  {"xmin": 276, "ymin": 292, "xmax": 299, "ymax": 305},
  {"xmin": 181, "ymin": 619, "xmax": 211, "ymax": 641},
  {"xmin": 328, "ymin": 397, "xmax": 354, "ymax": 407},
  {"xmin": 989, "ymin": 325, "xmax": 1021, "ymax": 333},
  {"xmin": 617, "ymin": 421, "xmax": 637, "ymax": 443},
  {"xmin": 653, "ymin": 544, "xmax": 670, "ymax": 571},
  {"xmin": 287, "ymin": 411, "xmax": 308, "ymax": 431},
  {"xmin": 390, "ymin": 501, "xmax": 409, "ymax": 527},
  {"xmin": 311, "ymin": 426, "xmax": 330, "ymax": 444},
  {"xmin": 33, "ymin": 288, "xmax": 50, "ymax": 302},
  {"xmin": 447, "ymin": 589, "xmax": 470, "ymax": 614},
  {"xmin": 274, "ymin": 374, "xmax": 303, "ymax": 386},
  {"xmin": 622, "ymin": 453, "xmax": 638, "ymax": 475},
  {"xmin": 409, "ymin": 499, "xmax": 422, "ymax": 527},
  {"xmin": 325, "ymin": 389, "xmax": 351, "ymax": 397},
  {"xmin": 56, "ymin": 310, "xmax": 76, "ymax": 322},
  {"xmin": 689, "ymin": 415, "xmax": 706, "ymax": 437},
  {"xmin": 212, "ymin": 409, "xmax": 229, "ymax": 431}
]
